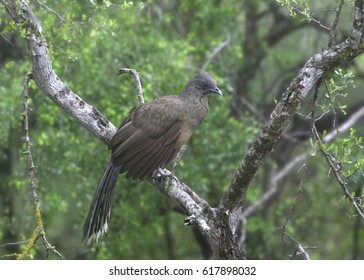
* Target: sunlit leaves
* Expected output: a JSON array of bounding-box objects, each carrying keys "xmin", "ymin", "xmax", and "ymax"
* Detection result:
[
  {"xmin": 322, "ymin": 69, "xmax": 354, "ymax": 115},
  {"xmin": 276, "ymin": 0, "xmax": 312, "ymax": 21}
]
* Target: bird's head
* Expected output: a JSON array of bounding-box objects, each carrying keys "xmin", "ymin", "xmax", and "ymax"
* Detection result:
[{"xmin": 184, "ymin": 73, "xmax": 222, "ymax": 97}]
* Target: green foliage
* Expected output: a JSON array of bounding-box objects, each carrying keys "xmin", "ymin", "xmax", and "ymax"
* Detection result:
[
  {"xmin": 322, "ymin": 69, "xmax": 355, "ymax": 115},
  {"xmin": 276, "ymin": 0, "xmax": 312, "ymax": 21},
  {"xmin": 320, "ymin": 128, "xmax": 363, "ymax": 179}
]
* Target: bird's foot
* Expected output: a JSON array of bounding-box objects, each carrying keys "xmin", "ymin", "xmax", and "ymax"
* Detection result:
[
  {"xmin": 184, "ymin": 215, "xmax": 196, "ymax": 226},
  {"xmin": 152, "ymin": 167, "xmax": 174, "ymax": 183},
  {"xmin": 156, "ymin": 167, "xmax": 172, "ymax": 177}
]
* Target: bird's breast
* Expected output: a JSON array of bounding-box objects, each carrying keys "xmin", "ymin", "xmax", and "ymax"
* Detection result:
[{"xmin": 184, "ymin": 97, "xmax": 209, "ymax": 130}]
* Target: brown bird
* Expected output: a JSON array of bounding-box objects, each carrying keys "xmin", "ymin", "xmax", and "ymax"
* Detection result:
[{"xmin": 83, "ymin": 73, "xmax": 222, "ymax": 244}]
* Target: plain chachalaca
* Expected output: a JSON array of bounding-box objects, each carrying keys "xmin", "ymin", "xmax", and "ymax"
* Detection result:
[{"xmin": 83, "ymin": 73, "xmax": 222, "ymax": 244}]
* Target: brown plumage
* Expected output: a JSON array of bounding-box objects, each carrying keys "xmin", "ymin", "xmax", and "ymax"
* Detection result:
[{"xmin": 83, "ymin": 73, "xmax": 222, "ymax": 244}]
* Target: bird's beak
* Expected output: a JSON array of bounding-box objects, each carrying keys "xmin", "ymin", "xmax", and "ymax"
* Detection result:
[{"xmin": 210, "ymin": 87, "xmax": 223, "ymax": 96}]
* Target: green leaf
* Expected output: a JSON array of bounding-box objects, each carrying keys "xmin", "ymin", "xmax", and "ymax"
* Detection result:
[{"xmin": 4, "ymin": 61, "xmax": 15, "ymax": 69}]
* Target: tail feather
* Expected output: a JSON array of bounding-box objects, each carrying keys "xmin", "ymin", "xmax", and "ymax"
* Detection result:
[{"xmin": 83, "ymin": 163, "xmax": 121, "ymax": 245}]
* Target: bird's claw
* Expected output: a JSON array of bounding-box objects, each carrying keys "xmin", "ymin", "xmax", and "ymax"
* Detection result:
[
  {"xmin": 184, "ymin": 215, "xmax": 196, "ymax": 226},
  {"xmin": 152, "ymin": 167, "xmax": 173, "ymax": 183}
]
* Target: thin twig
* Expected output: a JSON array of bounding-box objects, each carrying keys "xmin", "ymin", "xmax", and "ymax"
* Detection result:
[
  {"xmin": 0, "ymin": 34, "xmax": 15, "ymax": 46},
  {"xmin": 237, "ymin": 95, "xmax": 265, "ymax": 122},
  {"xmin": 34, "ymin": 0, "xmax": 66, "ymax": 23},
  {"xmin": 281, "ymin": 174, "xmax": 305, "ymax": 239},
  {"xmin": 323, "ymin": 106, "xmax": 364, "ymax": 142},
  {"xmin": 323, "ymin": 78, "xmax": 340, "ymax": 132},
  {"xmin": 240, "ymin": 86, "xmax": 364, "ymax": 241},
  {"xmin": 202, "ymin": 33, "xmax": 230, "ymax": 70},
  {"xmin": 312, "ymin": 125, "xmax": 364, "ymax": 219},
  {"xmin": 0, "ymin": 240, "xmax": 28, "ymax": 248},
  {"xmin": 118, "ymin": 68, "xmax": 144, "ymax": 104},
  {"xmin": 281, "ymin": 230, "xmax": 318, "ymax": 260},
  {"xmin": 284, "ymin": 0, "xmax": 330, "ymax": 31},
  {"xmin": 291, "ymin": 8, "xmax": 330, "ymax": 30},
  {"xmin": 241, "ymin": 153, "xmax": 307, "ymax": 219},
  {"xmin": 310, "ymin": 79, "xmax": 364, "ymax": 219},
  {"xmin": 328, "ymin": 0, "xmax": 345, "ymax": 47},
  {"xmin": 15, "ymin": 72, "xmax": 65, "ymax": 260}
]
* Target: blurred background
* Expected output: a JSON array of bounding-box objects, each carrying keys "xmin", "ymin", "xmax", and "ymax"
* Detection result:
[{"xmin": 0, "ymin": 0, "xmax": 363, "ymax": 259}]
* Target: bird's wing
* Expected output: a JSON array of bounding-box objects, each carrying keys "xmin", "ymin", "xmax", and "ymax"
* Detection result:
[{"xmin": 108, "ymin": 96, "xmax": 189, "ymax": 180}]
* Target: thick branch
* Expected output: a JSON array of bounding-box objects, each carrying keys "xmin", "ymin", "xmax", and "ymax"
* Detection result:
[
  {"xmin": 220, "ymin": 1, "xmax": 364, "ymax": 213},
  {"xmin": 152, "ymin": 173, "xmax": 215, "ymax": 239},
  {"xmin": 2, "ymin": 0, "xmax": 116, "ymax": 145}
]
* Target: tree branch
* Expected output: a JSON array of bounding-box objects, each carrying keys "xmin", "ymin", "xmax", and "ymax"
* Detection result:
[
  {"xmin": 310, "ymin": 75, "xmax": 364, "ymax": 219},
  {"xmin": 117, "ymin": 68, "xmax": 144, "ymax": 104},
  {"xmin": 323, "ymin": 105, "xmax": 364, "ymax": 142},
  {"xmin": 152, "ymin": 173, "xmax": 215, "ymax": 235},
  {"xmin": 15, "ymin": 72, "xmax": 63, "ymax": 260},
  {"xmin": 220, "ymin": 1, "xmax": 364, "ymax": 216},
  {"xmin": 328, "ymin": 0, "xmax": 345, "ymax": 47},
  {"xmin": 202, "ymin": 33, "xmax": 230, "ymax": 70},
  {"xmin": 240, "ymin": 101, "xmax": 364, "ymax": 221},
  {"xmin": 312, "ymin": 124, "xmax": 364, "ymax": 219},
  {"xmin": 2, "ymin": 0, "xmax": 116, "ymax": 145},
  {"xmin": 241, "ymin": 153, "xmax": 307, "ymax": 219},
  {"xmin": 34, "ymin": 0, "xmax": 66, "ymax": 23}
]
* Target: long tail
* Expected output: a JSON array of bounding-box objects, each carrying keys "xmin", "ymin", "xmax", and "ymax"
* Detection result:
[{"xmin": 83, "ymin": 163, "xmax": 121, "ymax": 245}]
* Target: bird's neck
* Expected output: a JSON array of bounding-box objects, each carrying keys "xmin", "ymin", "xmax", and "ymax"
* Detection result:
[{"xmin": 180, "ymin": 92, "xmax": 209, "ymax": 130}]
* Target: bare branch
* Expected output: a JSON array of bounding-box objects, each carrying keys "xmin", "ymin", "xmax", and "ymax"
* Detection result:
[
  {"xmin": 220, "ymin": 1, "xmax": 364, "ymax": 217},
  {"xmin": 0, "ymin": 240, "xmax": 28, "ymax": 248},
  {"xmin": 324, "ymin": 105, "xmax": 364, "ymax": 142},
  {"xmin": 118, "ymin": 68, "xmax": 145, "ymax": 104},
  {"xmin": 237, "ymin": 95, "xmax": 265, "ymax": 122},
  {"xmin": 2, "ymin": 0, "xmax": 116, "ymax": 145},
  {"xmin": 202, "ymin": 33, "xmax": 230, "ymax": 70},
  {"xmin": 34, "ymin": 0, "xmax": 66, "ymax": 23},
  {"xmin": 328, "ymin": 0, "xmax": 345, "ymax": 47},
  {"xmin": 150, "ymin": 171, "xmax": 220, "ymax": 254},
  {"xmin": 241, "ymin": 153, "xmax": 307, "ymax": 219},
  {"xmin": 15, "ymin": 72, "xmax": 64, "ymax": 260}
]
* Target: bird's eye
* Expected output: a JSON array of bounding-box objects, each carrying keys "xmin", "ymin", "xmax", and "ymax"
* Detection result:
[{"xmin": 202, "ymin": 82, "xmax": 209, "ymax": 88}]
